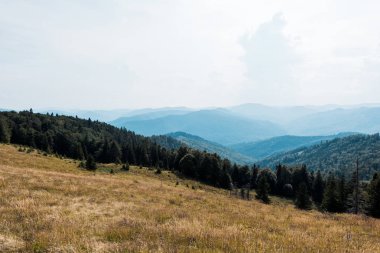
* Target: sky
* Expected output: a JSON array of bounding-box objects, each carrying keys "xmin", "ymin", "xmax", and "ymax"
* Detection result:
[{"xmin": 1, "ymin": 0, "xmax": 380, "ymax": 110}]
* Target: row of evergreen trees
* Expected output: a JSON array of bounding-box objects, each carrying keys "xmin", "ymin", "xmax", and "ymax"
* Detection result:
[
  {"xmin": 0, "ymin": 111, "xmax": 253, "ymax": 188},
  {"xmin": 236, "ymin": 164, "xmax": 380, "ymax": 218},
  {"xmin": 0, "ymin": 110, "xmax": 379, "ymax": 218}
]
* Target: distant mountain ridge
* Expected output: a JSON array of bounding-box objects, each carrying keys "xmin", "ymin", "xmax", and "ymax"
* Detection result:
[
  {"xmin": 109, "ymin": 104, "xmax": 380, "ymax": 145},
  {"xmin": 166, "ymin": 132, "xmax": 254, "ymax": 165},
  {"xmin": 285, "ymin": 107, "xmax": 380, "ymax": 135},
  {"xmin": 258, "ymin": 134, "xmax": 380, "ymax": 179},
  {"xmin": 110, "ymin": 109, "xmax": 285, "ymax": 145},
  {"xmin": 230, "ymin": 133, "xmax": 355, "ymax": 160}
]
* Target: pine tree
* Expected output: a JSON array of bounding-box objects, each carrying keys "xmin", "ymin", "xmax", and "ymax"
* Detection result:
[
  {"xmin": 178, "ymin": 154, "xmax": 196, "ymax": 177},
  {"xmin": 367, "ymin": 173, "xmax": 380, "ymax": 218},
  {"xmin": 231, "ymin": 164, "xmax": 240, "ymax": 187},
  {"xmin": 321, "ymin": 175, "xmax": 340, "ymax": 212},
  {"xmin": 312, "ymin": 171, "xmax": 324, "ymax": 204},
  {"xmin": 282, "ymin": 184, "xmax": 294, "ymax": 198},
  {"xmin": 219, "ymin": 171, "xmax": 233, "ymax": 190},
  {"xmin": 250, "ymin": 165, "xmax": 259, "ymax": 189},
  {"xmin": 337, "ymin": 176, "xmax": 347, "ymax": 212},
  {"xmin": 295, "ymin": 182, "xmax": 312, "ymax": 210},
  {"xmin": 0, "ymin": 117, "xmax": 10, "ymax": 143},
  {"xmin": 275, "ymin": 164, "xmax": 291, "ymax": 195},
  {"xmin": 256, "ymin": 176, "xmax": 270, "ymax": 203},
  {"xmin": 257, "ymin": 169, "xmax": 277, "ymax": 194},
  {"xmin": 292, "ymin": 164, "xmax": 310, "ymax": 193}
]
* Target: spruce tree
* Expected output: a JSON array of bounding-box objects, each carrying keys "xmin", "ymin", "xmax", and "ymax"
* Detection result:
[
  {"xmin": 312, "ymin": 171, "xmax": 324, "ymax": 204},
  {"xmin": 178, "ymin": 154, "xmax": 196, "ymax": 177},
  {"xmin": 0, "ymin": 117, "xmax": 10, "ymax": 143},
  {"xmin": 295, "ymin": 182, "xmax": 312, "ymax": 210},
  {"xmin": 250, "ymin": 165, "xmax": 259, "ymax": 189},
  {"xmin": 322, "ymin": 175, "xmax": 340, "ymax": 212},
  {"xmin": 219, "ymin": 171, "xmax": 233, "ymax": 190},
  {"xmin": 337, "ymin": 176, "xmax": 347, "ymax": 212},
  {"xmin": 256, "ymin": 176, "xmax": 270, "ymax": 203},
  {"xmin": 367, "ymin": 173, "xmax": 380, "ymax": 218}
]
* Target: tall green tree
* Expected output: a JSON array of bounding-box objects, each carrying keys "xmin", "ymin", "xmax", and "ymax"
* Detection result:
[
  {"xmin": 292, "ymin": 165, "xmax": 310, "ymax": 193},
  {"xmin": 322, "ymin": 175, "xmax": 340, "ymax": 212},
  {"xmin": 312, "ymin": 171, "xmax": 324, "ymax": 204},
  {"xmin": 219, "ymin": 171, "xmax": 233, "ymax": 190},
  {"xmin": 367, "ymin": 173, "xmax": 380, "ymax": 218},
  {"xmin": 337, "ymin": 176, "xmax": 347, "ymax": 212},
  {"xmin": 0, "ymin": 117, "xmax": 10, "ymax": 143},
  {"xmin": 178, "ymin": 153, "xmax": 197, "ymax": 177},
  {"xmin": 257, "ymin": 169, "xmax": 277, "ymax": 194},
  {"xmin": 295, "ymin": 182, "xmax": 312, "ymax": 210},
  {"xmin": 275, "ymin": 164, "xmax": 291, "ymax": 196},
  {"xmin": 256, "ymin": 176, "xmax": 270, "ymax": 203}
]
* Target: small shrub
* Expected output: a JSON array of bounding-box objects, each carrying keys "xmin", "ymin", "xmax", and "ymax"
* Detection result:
[
  {"xmin": 85, "ymin": 155, "xmax": 97, "ymax": 170},
  {"xmin": 121, "ymin": 163, "xmax": 129, "ymax": 171},
  {"xmin": 78, "ymin": 161, "xmax": 85, "ymax": 168}
]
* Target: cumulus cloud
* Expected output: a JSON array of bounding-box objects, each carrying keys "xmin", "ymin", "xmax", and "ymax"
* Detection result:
[{"xmin": 239, "ymin": 13, "xmax": 300, "ymax": 104}]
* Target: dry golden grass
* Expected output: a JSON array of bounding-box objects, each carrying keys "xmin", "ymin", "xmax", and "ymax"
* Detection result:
[{"xmin": 0, "ymin": 144, "xmax": 380, "ymax": 252}]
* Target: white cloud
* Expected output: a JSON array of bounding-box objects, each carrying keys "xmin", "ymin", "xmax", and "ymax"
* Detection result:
[{"xmin": 0, "ymin": 0, "xmax": 380, "ymax": 109}]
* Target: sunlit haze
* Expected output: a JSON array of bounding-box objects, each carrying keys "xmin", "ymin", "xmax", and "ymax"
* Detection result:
[{"xmin": 1, "ymin": 0, "xmax": 380, "ymax": 110}]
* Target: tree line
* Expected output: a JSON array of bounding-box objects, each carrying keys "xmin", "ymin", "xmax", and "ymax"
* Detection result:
[
  {"xmin": 229, "ymin": 163, "xmax": 380, "ymax": 218},
  {"xmin": 0, "ymin": 110, "xmax": 379, "ymax": 218},
  {"xmin": 259, "ymin": 133, "xmax": 380, "ymax": 180},
  {"xmin": 0, "ymin": 110, "xmax": 247, "ymax": 188}
]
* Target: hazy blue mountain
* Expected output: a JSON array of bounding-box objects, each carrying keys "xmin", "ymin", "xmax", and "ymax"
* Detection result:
[
  {"xmin": 258, "ymin": 134, "xmax": 380, "ymax": 179},
  {"xmin": 227, "ymin": 103, "xmax": 320, "ymax": 123},
  {"xmin": 37, "ymin": 109, "xmax": 132, "ymax": 122},
  {"xmin": 166, "ymin": 132, "xmax": 255, "ymax": 165},
  {"xmin": 285, "ymin": 107, "xmax": 380, "ymax": 135},
  {"xmin": 110, "ymin": 109, "xmax": 285, "ymax": 145},
  {"xmin": 230, "ymin": 133, "xmax": 355, "ymax": 160},
  {"xmin": 36, "ymin": 107, "xmax": 192, "ymax": 122},
  {"xmin": 111, "ymin": 108, "xmax": 193, "ymax": 122}
]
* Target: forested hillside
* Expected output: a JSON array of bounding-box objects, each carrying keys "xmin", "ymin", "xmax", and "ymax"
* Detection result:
[
  {"xmin": 0, "ymin": 110, "xmax": 246, "ymax": 189},
  {"xmin": 259, "ymin": 134, "xmax": 380, "ymax": 179},
  {"xmin": 164, "ymin": 132, "xmax": 254, "ymax": 164},
  {"xmin": 230, "ymin": 133, "xmax": 354, "ymax": 160},
  {"xmin": 1, "ymin": 111, "xmax": 380, "ymax": 218}
]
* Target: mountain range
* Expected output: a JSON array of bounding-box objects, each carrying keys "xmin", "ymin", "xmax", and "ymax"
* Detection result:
[
  {"xmin": 111, "ymin": 109, "xmax": 285, "ymax": 145},
  {"xmin": 229, "ymin": 133, "xmax": 355, "ymax": 160},
  {"xmin": 258, "ymin": 134, "xmax": 380, "ymax": 179},
  {"xmin": 165, "ymin": 132, "xmax": 255, "ymax": 164},
  {"xmin": 109, "ymin": 104, "xmax": 380, "ymax": 145}
]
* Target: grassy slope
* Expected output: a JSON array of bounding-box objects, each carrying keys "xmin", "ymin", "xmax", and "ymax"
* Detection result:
[{"xmin": 0, "ymin": 144, "xmax": 380, "ymax": 252}]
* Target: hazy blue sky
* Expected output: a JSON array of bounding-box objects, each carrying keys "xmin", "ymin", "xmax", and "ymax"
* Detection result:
[{"xmin": 1, "ymin": 0, "xmax": 380, "ymax": 109}]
